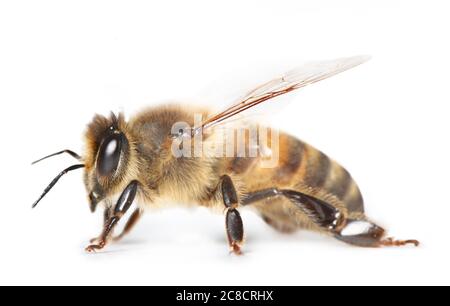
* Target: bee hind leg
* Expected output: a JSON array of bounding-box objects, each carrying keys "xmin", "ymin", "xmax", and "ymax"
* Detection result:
[
  {"xmin": 335, "ymin": 219, "xmax": 419, "ymax": 248},
  {"xmin": 243, "ymin": 189, "xmax": 419, "ymax": 248},
  {"xmin": 243, "ymin": 189, "xmax": 346, "ymax": 232}
]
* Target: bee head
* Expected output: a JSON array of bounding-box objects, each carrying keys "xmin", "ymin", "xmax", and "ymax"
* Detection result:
[
  {"xmin": 83, "ymin": 112, "xmax": 136, "ymax": 212},
  {"xmin": 31, "ymin": 112, "xmax": 140, "ymax": 211}
]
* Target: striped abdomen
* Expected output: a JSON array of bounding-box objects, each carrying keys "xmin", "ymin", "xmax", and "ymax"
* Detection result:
[
  {"xmin": 227, "ymin": 132, "xmax": 365, "ymax": 214},
  {"xmin": 277, "ymin": 134, "xmax": 364, "ymax": 213}
]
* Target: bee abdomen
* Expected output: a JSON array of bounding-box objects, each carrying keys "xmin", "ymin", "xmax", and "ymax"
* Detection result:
[
  {"xmin": 342, "ymin": 181, "xmax": 365, "ymax": 213},
  {"xmin": 322, "ymin": 158, "xmax": 364, "ymax": 213},
  {"xmin": 291, "ymin": 140, "xmax": 364, "ymax": 213},
  {"xmin": 302, "ymin": 145, "xmax": 332, "ymax": 188},
  {"xmin": 228, "ymin": 156, "xmax": 257, "ymax": 175},
  {"xmin": 323, "ymin": 159, "xmax": 353, "ymax": 200},
  {"xmin": 272, "ymin": 137, "xmax": 305, "ymax": 184}
]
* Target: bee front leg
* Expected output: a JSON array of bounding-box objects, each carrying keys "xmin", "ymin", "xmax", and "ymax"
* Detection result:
[
  {"xmin": 85, "ymin": 181, "xmax": 139, "ymax": 253},
  {"xmin": 220, "ymin": 175, "xmax": 244, "ymax": 255},
  {"xmin": 90, "ymin": 206, "xmax": 113, "ymax": 244}
]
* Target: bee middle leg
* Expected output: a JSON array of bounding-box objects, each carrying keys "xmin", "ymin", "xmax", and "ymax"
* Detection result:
[
  {"xmin": 220, "ymin": 175, "xmax": 244, "ymax": 255},
  {"xmin": 85, "ymin": 181, "xmax": 139, "ymax": 253},
  {"xmin": 90, "ymin": 207, "xmax": 142, "ymax": 244},
  {"xmin": 113, "ymin": 208, "xmax": 142, "ymax": 242}
]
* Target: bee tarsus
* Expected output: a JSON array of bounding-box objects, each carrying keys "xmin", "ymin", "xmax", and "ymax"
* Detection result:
[
  {"xmin": 334, "ymin": 219, "xmax": 419, "ymax": 248},
  {"xmin": 379, "ymin": 237, "xmax": 420, "ymax": 247}
]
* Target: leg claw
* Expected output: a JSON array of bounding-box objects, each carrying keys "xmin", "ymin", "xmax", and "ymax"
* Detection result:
[
  {"xmin": 380, "ymin": 237, "xmax": 420, "ymax": 247},
  {"xmin": 230, "ymin": 243, "xmax": 243, "ymax": 255},
  {"xmin": 85, "ymin": 241, "xmax": 106, "ymax": 253}
]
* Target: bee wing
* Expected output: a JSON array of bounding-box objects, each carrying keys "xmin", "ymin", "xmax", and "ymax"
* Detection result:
[{"xmin": 197, "ymin": 55, "xmax": 370, "ymax": 133}]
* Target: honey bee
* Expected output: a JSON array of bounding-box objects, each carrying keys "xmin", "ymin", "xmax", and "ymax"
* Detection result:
[{"xmin": 32, "ymin": 56, "xmax": 419, "ymax": 254}]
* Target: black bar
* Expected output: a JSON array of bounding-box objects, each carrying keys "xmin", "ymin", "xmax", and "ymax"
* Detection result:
[{"xmin": 167, "ymin": 287, "xmax": 289, "ymax": 304}]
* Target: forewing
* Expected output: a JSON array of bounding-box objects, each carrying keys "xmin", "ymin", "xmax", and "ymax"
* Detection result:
[{"xmin": 198, "ymin": 56, "xmax": 370, "ymax": 133}]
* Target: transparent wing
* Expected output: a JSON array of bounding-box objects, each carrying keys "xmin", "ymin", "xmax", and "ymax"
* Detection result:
[{"xmin": 197, "ymin": 55, "xmax": 370, "ymax": 133}]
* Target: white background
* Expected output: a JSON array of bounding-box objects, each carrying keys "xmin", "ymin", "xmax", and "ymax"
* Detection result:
[{"xmin": 0, "ymin": 1, "xmax": 449, "ymax": 286}]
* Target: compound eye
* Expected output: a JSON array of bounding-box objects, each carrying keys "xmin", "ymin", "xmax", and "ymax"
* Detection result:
[{"xmin": 97, "ymin": 133, "xmax": 123, "ymax": 177}]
